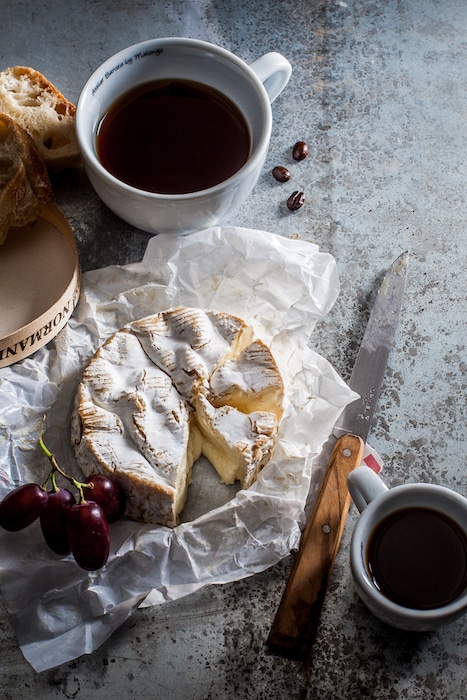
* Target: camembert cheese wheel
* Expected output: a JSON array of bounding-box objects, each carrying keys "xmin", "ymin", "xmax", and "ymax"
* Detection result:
[{"xmin": 71, "ymin": 307, "xmax": 284, "ymax": 527}]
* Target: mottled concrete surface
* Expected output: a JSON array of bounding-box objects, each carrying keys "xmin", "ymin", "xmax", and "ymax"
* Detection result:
[{"xmin": 1, "ymin": 0, "xmax": 466, "ymax": 697}]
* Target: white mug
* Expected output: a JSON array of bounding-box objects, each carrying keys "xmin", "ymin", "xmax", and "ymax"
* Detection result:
[
  {"xmin": 347, "ymin": 466, "xmax": 467, "ymax": 631},
  {"xmin": 75, "ymin": 37, "xmax": 292, "ymax": 234}
]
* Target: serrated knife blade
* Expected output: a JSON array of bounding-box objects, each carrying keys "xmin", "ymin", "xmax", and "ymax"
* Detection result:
[{"xmin": 267, "ymin": 251, "xmax": 409, "ymax": 659}]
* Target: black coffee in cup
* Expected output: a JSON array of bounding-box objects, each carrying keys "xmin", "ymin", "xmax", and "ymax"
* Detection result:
[
  {"xmin": 96, "ymin": 78, "xmax": 251, "ymax": 194},
  {"xmin": 367, "ymin": 506, "xmax": 467, "ymax": 610}
]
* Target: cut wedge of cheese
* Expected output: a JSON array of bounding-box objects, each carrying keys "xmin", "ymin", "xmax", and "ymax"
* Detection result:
[
  {"xmin": 71, "ymin": 307, "xmax": 284, "ymax": 527},
  {"xmin": 208, "ymin": 339, "xmax": 285, "ymax": 419},
  {"xmin": 194, "ymin": 394, "xmax": 279, "ymax": 488}
]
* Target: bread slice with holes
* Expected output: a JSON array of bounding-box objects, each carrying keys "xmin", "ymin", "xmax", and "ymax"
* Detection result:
[
  {"xmin": 0, "ymin": 66, "xmax": 80, "ymax": 172},
  {"xmin": 0, "ymin": 112, "xmax": 53, "ymax": 244}
]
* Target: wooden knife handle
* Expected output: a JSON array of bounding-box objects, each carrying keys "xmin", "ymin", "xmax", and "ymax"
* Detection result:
[{"xmin": 267, "ymin": 433, "xmax": 364, "ymax": 659}]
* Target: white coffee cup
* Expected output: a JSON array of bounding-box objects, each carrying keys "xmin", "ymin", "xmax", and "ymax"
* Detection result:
[
  {"xmin": 75, "ymin": 37, "xmax": 292, "ymax": 235},
  {"xmin": 347, "ymin": 466, "xmax": 467, "ymax": 631}
]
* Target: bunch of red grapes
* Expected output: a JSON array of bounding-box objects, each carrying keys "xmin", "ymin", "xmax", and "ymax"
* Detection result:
[{"xmin": 0, "ymin": 428, "xmax": 126, "ymax": 571}]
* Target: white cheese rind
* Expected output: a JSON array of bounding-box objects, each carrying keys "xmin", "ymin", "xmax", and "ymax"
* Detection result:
[
  {"xmin": 71, "ymin": 329, "xmax": 196, "ymax": 526},
  {"xmin": 71, "ymin": 307, "xmax": 284, "ymax": 527},
  {"xmin": 131, "ymin": 307, "xmax": 253, "ymax": 402}
]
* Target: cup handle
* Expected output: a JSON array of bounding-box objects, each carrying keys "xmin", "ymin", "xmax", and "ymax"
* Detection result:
[
  {"xmin": 347, "ymin": 465, "xmax": 388, "ymax": 513},
  {"xmin": 249, "ymin": 52, "xmax": 292, "ymax": 103}
]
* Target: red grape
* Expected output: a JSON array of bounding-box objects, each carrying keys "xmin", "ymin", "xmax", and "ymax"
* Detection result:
[
  {"xmin": 67, "ymin": 501, "xmax": 110, "ymax": 570},
  {"xmin": 0, "ymin": 483, "xmax": 49, "ymax": 531},
  {"xmin": 40, "ymin": 488, "xmax": 76, "ymax": 555},
  {"xmin": 84, "ymin": 474, "xmax": 126, "ymax": 523}
]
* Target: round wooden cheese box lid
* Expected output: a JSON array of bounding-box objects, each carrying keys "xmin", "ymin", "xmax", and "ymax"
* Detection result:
[{"xmin": 0, "ymin": 203, "xmax": 81, "ymax": 368}]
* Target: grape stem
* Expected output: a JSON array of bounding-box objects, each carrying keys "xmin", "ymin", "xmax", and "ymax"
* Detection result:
[{"xmin": 39, "ymin": 417, "xmax": 93, "ymax": 504}]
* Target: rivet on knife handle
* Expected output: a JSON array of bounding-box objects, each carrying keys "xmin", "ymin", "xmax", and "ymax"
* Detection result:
[{"xmin": 267, "ymin": 433, "xmax": 364, "ymax": 659}]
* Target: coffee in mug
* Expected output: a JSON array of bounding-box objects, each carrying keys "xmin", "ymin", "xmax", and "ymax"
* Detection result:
[
  {"xmin": 76, "ymin": 38, "xmax": 292, "ymax": 234},
  {"xmin": 347, "ymin": 465, "xmax": 467, "ymax": 631},
  {"xmin": 367, "ymin": 506, "xmax": 467, "ymax": 610},
  {"xmin": 96, "ymin": 79, "xmax": 251, "ymax": 194}
]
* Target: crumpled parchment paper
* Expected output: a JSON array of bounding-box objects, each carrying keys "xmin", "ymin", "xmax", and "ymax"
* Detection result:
[{"xmin": 0, "ymin": 226, "xmax": 358, "ymax": 672}]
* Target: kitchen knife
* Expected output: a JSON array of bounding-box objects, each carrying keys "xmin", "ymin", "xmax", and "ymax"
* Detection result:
[{"xmin": 267, "ymin": 251, "xmax": 409, "ymax": 659}]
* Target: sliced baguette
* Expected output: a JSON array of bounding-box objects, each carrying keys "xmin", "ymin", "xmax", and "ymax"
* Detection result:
[
  {"xmin": 0, "ymin": 112, "xmax": 53, "ymax": 244},
  {"xmin": 0, "ymin": 66, "xmax": 80, "ymax": 172}
]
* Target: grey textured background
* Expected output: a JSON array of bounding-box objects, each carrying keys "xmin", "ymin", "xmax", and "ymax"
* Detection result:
[{"xmin": 0, "ymin": 1, "xmax": 466, "ymax": 698}]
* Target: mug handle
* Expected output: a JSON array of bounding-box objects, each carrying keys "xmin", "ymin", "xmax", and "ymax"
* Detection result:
[
  {"xmin": 347, "ymin": 465, "xmax": 388, "ymax": 513},
  {"xmin": 249, "ymin": 52, "xmax": 292, "ymax": 103}
]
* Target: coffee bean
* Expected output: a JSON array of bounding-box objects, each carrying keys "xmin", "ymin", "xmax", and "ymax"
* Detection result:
[
  {"xmin": 287, "ymin": 191, "xmax": 305, "ymax": 211},
  {"xmin": 272, "ymin": 165, "xmax": 291, "ymax": 182},
  {"xmin": 292, "ymin": 141, "xmax": 309, "ymax": 161}
]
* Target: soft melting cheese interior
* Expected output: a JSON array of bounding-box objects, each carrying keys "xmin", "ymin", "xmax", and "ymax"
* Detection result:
[{"xmin": 71, "ymin": 307, "xmax": 284, "ymax": 527}]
